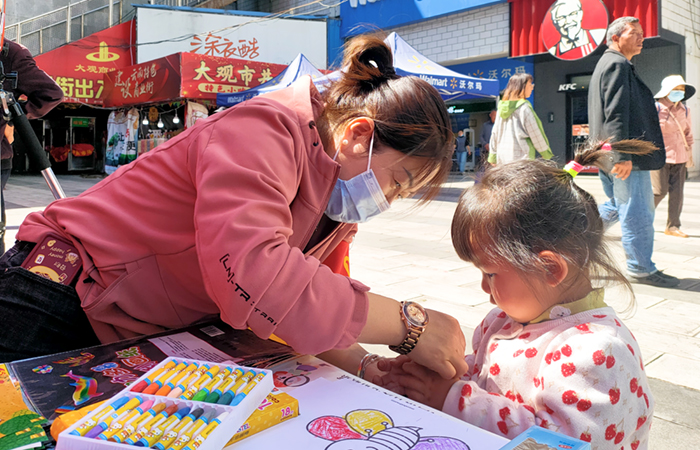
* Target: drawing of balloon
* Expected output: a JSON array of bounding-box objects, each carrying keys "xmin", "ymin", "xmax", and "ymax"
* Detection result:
[
  {"xmin": 308, "ymin": 416, "xmax": 366, "ymax": 441},
  {"xmin": 296, "ymin": 362, "xmax": 318, "ymax": 372},
  {"xmin": 326, "ymin": 426, "xmax": 421, "ymax": 450},
  {"xmin": 32, "ymin": 365, "xmax": 53, "ymax": 374},
  {"xmin": 413, "ymin": 436, "xmax": 471, "ymax": 450},
  {"xmin": 346, "ymin": 409, "xmax": 393, "ymax": 437}
]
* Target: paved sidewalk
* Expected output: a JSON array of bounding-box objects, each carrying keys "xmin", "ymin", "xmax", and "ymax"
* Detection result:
[{"xmin": 4, "ymin": 171, "xmax": 700, "ymax": 448}]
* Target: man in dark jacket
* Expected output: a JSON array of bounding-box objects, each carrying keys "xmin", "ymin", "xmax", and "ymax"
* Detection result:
[
  {"xmin": 588, "ymin": 17, "xmax": 678, "ymax": 287},
  {"xmin": 0, "ymin": 40, "xmax": 64, "ymax": 254}
]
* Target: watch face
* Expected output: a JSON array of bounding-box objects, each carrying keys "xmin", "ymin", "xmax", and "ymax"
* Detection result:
[{"xmin": 405, "ymin": 303, "xmax": 427, "ymax": 326}]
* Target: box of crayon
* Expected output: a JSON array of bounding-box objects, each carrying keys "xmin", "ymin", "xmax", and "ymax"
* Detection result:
[
  {"xmin": 56, "ymin": 357, "xmax": 274, "ymax": 450},
  {"xmin": 499, "ymin": 426, "xmax": 592, "ymax": 450},
  {"xmin": 224, "ymin": 391, "xmax": 299, "ymax": 446}
]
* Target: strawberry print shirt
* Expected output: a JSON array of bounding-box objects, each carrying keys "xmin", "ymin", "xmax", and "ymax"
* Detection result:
[{"xmin": 443, "ymin": 291, "xmax": 653, "ymax": 450}]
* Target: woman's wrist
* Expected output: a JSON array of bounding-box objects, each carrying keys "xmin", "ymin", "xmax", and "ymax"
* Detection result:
[{"xmin": 357, "ymin": 353, "xmax": 381, "ymax": 379}]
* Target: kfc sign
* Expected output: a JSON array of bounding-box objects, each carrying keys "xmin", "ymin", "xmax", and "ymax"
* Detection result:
[{"xmin": 541, "ymin": 0, "xmax": 609, "ymax": 60}]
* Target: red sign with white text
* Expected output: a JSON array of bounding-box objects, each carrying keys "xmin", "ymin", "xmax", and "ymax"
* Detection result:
[
  {"xmin": 34, "ymin": 20, "xmax": 136, "ymax": 105},
  {"xmin": 101, "ymin": 54, "xmax": 182, "ymax": 107}
]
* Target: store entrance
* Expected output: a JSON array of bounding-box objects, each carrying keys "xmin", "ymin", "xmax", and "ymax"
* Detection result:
[{"xmin": 564, "ymin": 74, "xmax": 592, "ymax": 169}]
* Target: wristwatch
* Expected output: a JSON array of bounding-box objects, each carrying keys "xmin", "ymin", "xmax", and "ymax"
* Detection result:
[{"xmin": 389, "ymin": 301, "xmax": 429, "ymax": 355}]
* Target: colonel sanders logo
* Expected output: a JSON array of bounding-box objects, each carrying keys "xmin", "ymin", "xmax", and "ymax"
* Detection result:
[{"xmin": 542, "ymin": 0, "xmax": 609, "ymax": 61}]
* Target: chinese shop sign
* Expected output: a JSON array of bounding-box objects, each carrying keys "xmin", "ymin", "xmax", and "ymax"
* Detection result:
[{"xmin": 35, "ymin": 20, "xmax": 136, "ymax": 105}]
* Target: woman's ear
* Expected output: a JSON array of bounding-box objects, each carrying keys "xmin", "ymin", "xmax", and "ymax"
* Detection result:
[
  {"xmin": 539, "ymin": 250, "xmax": 569, "ymax": 287},
  {"xmin": 339, "ymin": 117, "xmax": 374, "ymax": 156}
]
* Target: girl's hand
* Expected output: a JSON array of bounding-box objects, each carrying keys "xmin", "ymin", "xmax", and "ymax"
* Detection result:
[
  {"xmin": 365, "ymin": 356, "xmax": 407, "ymax": 396},
  {"xmin": 408, "ymin": 309, "xmax": 468, "ymax": 379},
  {"xmin": 393, "ymin": 361, "xmax": 459, "ymax": 411}
]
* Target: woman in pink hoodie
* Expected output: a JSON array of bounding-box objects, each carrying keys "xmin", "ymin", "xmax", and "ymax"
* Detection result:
[{"xmin": 0, "ymin": 35, "xmax": 467, "ymax": 380}]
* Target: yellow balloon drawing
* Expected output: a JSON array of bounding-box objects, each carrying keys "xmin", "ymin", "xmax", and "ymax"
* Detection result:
[{"xmin": 345, "ymin": 409, "xmax": 393, "ymax": 437}]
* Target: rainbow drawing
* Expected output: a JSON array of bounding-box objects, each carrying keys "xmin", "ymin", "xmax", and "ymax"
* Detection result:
[{"xmin": 60, "ymin": 371, "xmax": 104, "ymax": 406}]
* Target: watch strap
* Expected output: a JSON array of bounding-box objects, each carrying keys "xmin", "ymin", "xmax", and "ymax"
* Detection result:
[{"xmin": 389, "ymin": 327, "xmax": 423, "ymax": 355}]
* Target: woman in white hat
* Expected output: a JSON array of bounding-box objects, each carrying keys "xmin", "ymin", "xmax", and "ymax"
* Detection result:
[{"xmin": 651, "ymin": 75, "xmax": 695, "ymax": 238}]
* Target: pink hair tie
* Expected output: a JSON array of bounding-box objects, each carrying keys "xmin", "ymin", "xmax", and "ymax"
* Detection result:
[
  {"xmin": 563, "ymin": 161, "xmax": 584, "ymax": 178},
  {"xmin": 601, "ymin": 143, "xmax": 612, "ymax": 151}
]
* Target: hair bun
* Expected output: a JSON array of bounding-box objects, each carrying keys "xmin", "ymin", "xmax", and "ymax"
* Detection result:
[{"xmin": 341, "ymin": 34, "xmax": 399, "ymax": 93}]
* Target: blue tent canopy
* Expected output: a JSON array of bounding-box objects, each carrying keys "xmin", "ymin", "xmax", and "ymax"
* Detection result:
[
  {"xmin": 386, "ymin": 32, "xmax": 499, "ymax": 101},
  {"xmin": 216, "ymin": 53, "xmax": 324, "ymax": 107}
]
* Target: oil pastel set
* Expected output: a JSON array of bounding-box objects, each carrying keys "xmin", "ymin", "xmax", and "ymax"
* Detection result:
[{"xmin": 56, "ymin": 357, "xmax": 273, "ymax": 450}]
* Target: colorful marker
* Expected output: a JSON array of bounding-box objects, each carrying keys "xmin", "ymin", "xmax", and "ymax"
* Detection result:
[
  {"xmin": 153, "ymin": 408, "xmax": 204, "ymax": 450},
  {"xmin": 230, "ymin": 372, "xmax": 266, "ymax": 406},
  {"xmin": 168, "ymin": 365, "xmax": 210, "ymax": 399},
  {"xmin": 125, "ymin": 404, "xmax": 179, "ymax": 445},
  {"xmin": 183, "ymin": 411, "xmax": 229, "ymax": 450},
  {"xmin": 218, "ymin": 370, "xmax": 255, "ymax": 405},
  {"xmin": 85, "ymin": 396, "xmax": 144, "ymax": 439},
  {"xmin": 135, "ymin": 405, "xmax": 191, "ymax": 447},
  {"xmin": 168, "ymin": 410, "xmax": 215, "ymax": 450},
  {"xmin": 192, "ymin": 367, "xmax": 231, "ymax": 402},
  {"xmin": 155, "ymin": 362, "xmax": 199, "ymax": 396},
  {"xmin": 70, "ymin": 397, "xmax": 130, "ymax": 436},
  {"xmin": 97, "ymin": 399, "xmax": 154, "ymax": 440},
  {"xmin": 204, "ymin": 368, "xmax": 243, "ymax": 403},
  {"xmin": 111, "ymin": 402, "xmax": 166, "ymax": 443},
  {"xmin": 180, "ymin": 366, "xmax": 220, "ymax": 400},
  {"xmin": 144, "ymin": 361, "xmax": 189, "ymax": 395},
  {"xmin": 131, "ymin": 360, "xmax": 177, "ymax": 393}
]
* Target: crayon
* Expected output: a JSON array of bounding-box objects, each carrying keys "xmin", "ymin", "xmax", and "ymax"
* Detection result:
[
  {"xmin": 231, "ymin": 372, "xmax": 267, "ymax": 406},
  {"xmin": 111, "ymin": 403, "xmax": 166, "ymax": 443},
  {"xmin": 180, "ymin": 366, "xmax": 220, "ymax": 400},
  {"xmin": 135, "ymin": 406, "xmax": 191, "ymax": 447},
  {"xmin": 192, "ymin": 367, "xmax": 231, "ymax": 402},
  {"xmin": 183, "ymin": 411, "xmax": 229, "ymax": 450},
  {"xmin": 204, "ymin": 368, "xmax": 243, "ymax": 403},
  {"xmin": 131, "ymin": 360, "xmax": 177, "ymax": 393},
  {"xmin": 218, "ymin": 370, "xmax": 255, "ymax": 405},
  {"xmin": 144, "ymin": 361, "xmax": 189, "ymax": 395},
  {"xmin": 125, "ymin": 404, "xmax": 179, "ymax": 445},
  {"xmin": 168, "ymin": 365, "xmax": 210, "ymax": 399},
  {"xmin": 153, "ymin": 408, "xmax": 204, "ymax": 450},
  {"xmin": 70, "ymin": 397, "xmax": 129, "ymax": 436},
  {"xmin": 97, "ymin": 399, "xmax": 154, "ymax": 440},
  {"xmin": 168, "ymin": 411, "xmax": 215, "ymax": 450},
  {"xmin": 85, "ymin": 396, "xmax": 144, "ymax": 439},
  {"xmin": 155, "ymin": 362, "xmax": 199, "ymax": 396}
]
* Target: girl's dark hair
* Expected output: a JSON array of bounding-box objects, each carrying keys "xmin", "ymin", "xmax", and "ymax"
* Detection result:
[
  {"xmin": 502, "ymin": 73, "xmax": 533, "ymax": 101},
  {"xmin": 321, "ymin": 33, "xmax": 454, "ymax": 203},
  {"xmin": 451, "ymin": 139, "xmax": 656, "ymax": 304}
]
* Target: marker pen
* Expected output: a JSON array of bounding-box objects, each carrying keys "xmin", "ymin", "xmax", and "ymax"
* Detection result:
[
  {"xmin": 204, "ymin": 369, "xmax": 243, "ymax": 403},
  {"xmin": 131, "ymin": 360, "xmax": 177, "ymax": 393},
  {"xmin": 70, "ymin": 397, "xmax": 129, "ymax": 436},
  {"xmin": 124, "ymin": 404, "xmax": 179, "ymax": 445},
  {"xmin": 85, "ymin": 396, "xmax": 144, "ymax": 439},
  {"xmin": 155, "ymin": 362, "xmax": 199, "ymax": 396},
  {"xmin": 168, "ymin": 365, "xmax": 210, "ymax": 399},
  {"xmin": 180, "ymin": 366, "xmax": 220, "ymax": 400},
  {"xmin": 135, "ymin": 406, "xmax": 191, "ymax": 447},
  {"xmin": 231, "ymin": 372, "xmax": 267, "ymax": 406},
  {"xmin": 183, "ymin": 411, "xmax": 229, "ymax": 450},
  {"xmin": 144, "ymin": 361, "xmax": 190, "ymax": 395},
  {"xmin": 111, "ymin": 402, "xmax": 166, "ymax": 443},
  {"xmin": 97, "ymin": 399, "xmax": 154, "ymax": 440},
  {"xmin": 192, "ymin": 368, "xmax": 231, "ymax": 402},
  {"xmin": 218, "ymin": 370, "xmax": 255, "ymax": 405},
  {"xmin": 168, "ymin": 410, "xmax": 215, "ymax": 450},
  {"xmin": 153, "ymin": 408, "xmax": 204, "ymax": 450}
]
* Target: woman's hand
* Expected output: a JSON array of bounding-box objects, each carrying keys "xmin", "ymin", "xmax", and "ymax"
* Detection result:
[
  {"xmin": 391, "ymin": 360, "xmax": 459, "ymax": 411},
  {"xmin": 409, "ymin": 309, "xmax": 468, "ymax": 379}
]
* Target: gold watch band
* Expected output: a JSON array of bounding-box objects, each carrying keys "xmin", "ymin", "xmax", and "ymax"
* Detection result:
[{"xmin": 389, "ymin": 327, "xmax": 423, "ymax": 355}]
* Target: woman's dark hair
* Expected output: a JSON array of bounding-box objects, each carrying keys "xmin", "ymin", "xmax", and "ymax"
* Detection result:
[
  {"xmin": 321, "ymin": 33, "xmax": 454, "ymax": 203},
  {"xmin": 502, "ymin": 73, "xmax": 533, "ymax": 101},
  {"xmin": 451, "ymin": 139, "xmax": 656, "ymax": 305}
]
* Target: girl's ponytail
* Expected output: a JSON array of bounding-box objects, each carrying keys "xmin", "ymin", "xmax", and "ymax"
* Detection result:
[{"xmin": 564, "ymin": 140, "xmax": 657, "ymax": 177}]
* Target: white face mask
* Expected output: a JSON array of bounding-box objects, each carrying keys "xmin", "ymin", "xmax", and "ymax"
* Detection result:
[
  {"xmin": 668, "ymin": 90, "xmax": 685, "ymax": 103},
  {"xmin": 325, "ymin": 132, "xmax": 391, "ymax": 223}
]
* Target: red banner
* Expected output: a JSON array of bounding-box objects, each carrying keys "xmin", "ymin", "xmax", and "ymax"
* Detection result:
[
  {"xmin": 34, "ymin": 20, "xmax": 136, "ymax": 105},
  {"xmin": 179, "ymin": 53, "xmax": 285, "ymax": 100},
  {"xmin": 102, "ymin": 54, "xmax": 182, "ymax": 107}
]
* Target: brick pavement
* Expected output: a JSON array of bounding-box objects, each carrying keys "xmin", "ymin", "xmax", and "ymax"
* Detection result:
[{"xmin": 4, "ymin": 171, "xmax": 700, "ymax": 448}]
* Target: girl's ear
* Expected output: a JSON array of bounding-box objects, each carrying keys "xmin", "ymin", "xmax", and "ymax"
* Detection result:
[{"xmin": 539, "ymin": 251, "xmax": 569, "ymax": 287}]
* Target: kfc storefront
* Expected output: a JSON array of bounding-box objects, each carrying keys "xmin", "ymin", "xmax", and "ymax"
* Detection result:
[{"xmin": 510, "ymin": 0, "xmax": 685, "ymax": 162}]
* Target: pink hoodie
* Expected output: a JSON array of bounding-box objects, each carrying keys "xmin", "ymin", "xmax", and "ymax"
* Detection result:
[{"xmin": 17, "ymin": 77, "xmax": 370, "ymax": 354}]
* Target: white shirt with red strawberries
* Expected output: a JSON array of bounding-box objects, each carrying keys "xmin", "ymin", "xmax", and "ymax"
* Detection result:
[{"xmin": 442, "ymin": 303, "xmax": 653, "ymax": 450}]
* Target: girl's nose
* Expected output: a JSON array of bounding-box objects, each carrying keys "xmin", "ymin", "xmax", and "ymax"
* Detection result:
[{"xmin": 481, "ymin": 273, "xmax": 492, "ymax": 294}]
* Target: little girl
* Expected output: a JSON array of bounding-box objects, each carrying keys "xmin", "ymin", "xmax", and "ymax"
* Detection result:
[{"xmin": 377, "ymin": 141, "xmax": 655, "ymax": 449}]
